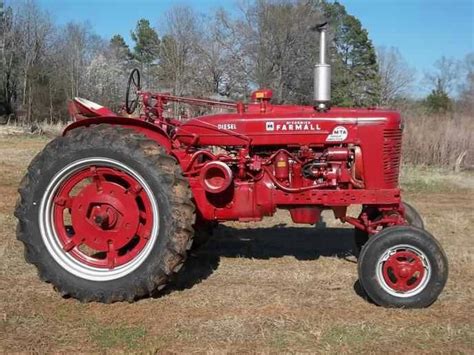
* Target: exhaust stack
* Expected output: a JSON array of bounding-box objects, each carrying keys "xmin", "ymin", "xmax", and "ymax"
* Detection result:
[{"xmin": 314, "ymin": 22, "xmax": 331, "ymax": 111}]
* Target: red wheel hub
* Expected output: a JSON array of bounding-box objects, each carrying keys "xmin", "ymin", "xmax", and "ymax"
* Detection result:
[
  {"xmin": 382, "ymin": 250, "xmax": 426, "ymax": 292},
  {"xmin": 52, "ymin": 166, "xmax": 154, "ymax": 269}
]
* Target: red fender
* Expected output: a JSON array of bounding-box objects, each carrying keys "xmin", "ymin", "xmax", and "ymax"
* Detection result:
[{"xmin": 63, "ymin": 117, "xmax": 173, "ymax": 152}]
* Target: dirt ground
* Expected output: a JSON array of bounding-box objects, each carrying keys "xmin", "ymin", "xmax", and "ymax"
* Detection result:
[{"xmin": 0, "ymin": 134, "xmax": 473, "ymax": 353}]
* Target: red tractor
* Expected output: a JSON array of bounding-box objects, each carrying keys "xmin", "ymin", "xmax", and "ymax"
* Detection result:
[{"xmin": 15, "ymin": 24, "xmax": 447, "ymax": 307}]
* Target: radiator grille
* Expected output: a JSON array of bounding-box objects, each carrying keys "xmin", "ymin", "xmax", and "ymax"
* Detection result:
[{"xmin": 383, "ymin": 128, "xmax": 402, "ymax": 185}]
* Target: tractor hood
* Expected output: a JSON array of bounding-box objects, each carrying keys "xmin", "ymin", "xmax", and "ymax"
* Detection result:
[{"xmin": 175, "ymin": 107, "xmax": 401, "ymax": 147}]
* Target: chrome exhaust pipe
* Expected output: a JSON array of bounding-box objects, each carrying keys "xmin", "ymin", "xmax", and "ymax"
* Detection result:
[{"xmin": 314, "ymin": 22, "xmax": 331, "ymax": 111}]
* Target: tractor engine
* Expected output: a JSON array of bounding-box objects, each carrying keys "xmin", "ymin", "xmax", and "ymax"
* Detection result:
[{"xmin": 183, "ymin": 144, "xmax": 365, "ymax": 224}]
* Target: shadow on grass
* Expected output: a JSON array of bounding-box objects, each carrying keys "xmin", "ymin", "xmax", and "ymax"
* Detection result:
[{"xmin": 162, "ymin": 224, "xmax": 359, "ymax": 296}]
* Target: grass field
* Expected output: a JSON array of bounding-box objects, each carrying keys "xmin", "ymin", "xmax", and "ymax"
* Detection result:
[{"xmin": 0, "ymin": 134, "xmax": 473, "ymax": 353}]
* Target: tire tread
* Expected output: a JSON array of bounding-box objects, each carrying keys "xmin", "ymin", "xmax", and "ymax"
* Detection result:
[{"xmin": 15, "ymin": 124, "xmax": 195, "ymax": 303}]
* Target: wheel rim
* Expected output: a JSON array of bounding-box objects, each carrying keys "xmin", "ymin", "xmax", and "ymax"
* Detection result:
[
  {"xmin": 375, "ymin": 244, "xmax": 431, "ymax": 298},
  {"xmin": 39, "ymin": 158, "xmax": 159, "ymax": 281}
]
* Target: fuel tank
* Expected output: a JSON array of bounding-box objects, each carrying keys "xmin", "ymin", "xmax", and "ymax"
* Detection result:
[{"xmin": 175, "ymin": 105, "xmax": 402, "ymax": 147}]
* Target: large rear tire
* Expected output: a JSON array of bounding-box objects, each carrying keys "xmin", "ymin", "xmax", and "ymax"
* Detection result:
[
  {"xmin": 358, "ymin": 226, "xmax": 448, "ymax": 308},
  {"xmin": 15, "ymin": 125, "xmax": 195, "ymax": 302}
]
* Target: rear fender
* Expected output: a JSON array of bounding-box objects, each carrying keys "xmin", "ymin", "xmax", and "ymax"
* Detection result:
[
  {"xmin": 63, "ymin": 117, "xmax": 173, "ymax": 152},
  {"xmin": 68, "ymin": 98, "xmax": 117, "ymax": 119}
]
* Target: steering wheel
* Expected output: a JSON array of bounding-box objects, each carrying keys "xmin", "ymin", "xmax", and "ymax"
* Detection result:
[{"xmin": 125, "ymin": 69, "xmax": 141, "ymax": 114}]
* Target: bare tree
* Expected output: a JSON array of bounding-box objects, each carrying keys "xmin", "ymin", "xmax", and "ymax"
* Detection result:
[
  {"xmin": 14, "ymin": 0, "xmax": 52, "ymax": 123},
  {"xmin": 212, "ymin": 9, "xmax": 253, "ymax": 99},
  {"xmin": 424, "ymin": 56, "xmax": 460, "ymax": 97},
  {"xmin": 0, "ymin": 1, "xmax": 5, "ymax": 106},
  {"xmin": 220, "ymin": 0, "xmax": 323, "ymax": 103},
  {"xmin": 191, "ymin": 10, "xmax": 251, "ymax": 98},
  {"xmin": 376, "ymin": 46, "xmax": 415, "ymax": 106},
  {"xmin": 55, "ymin": 22, "xmax": 94, "ymax": 98},
  {"xmin": 457, "ymin": 53, "xmax": 473, "ymax": 113},
  {"xmin": 158, "ymin": 6, "xmax": 201, "ymax": 96},
  {"xmin": 0, "ymin": 4, "xmax": 17, "ymax": 117},
  {"xmin": 84, "ymin": 50, "xmax": 127, "ymax": 111}
]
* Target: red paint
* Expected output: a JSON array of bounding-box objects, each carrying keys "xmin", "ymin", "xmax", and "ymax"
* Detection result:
[
  {"xmin": 200, "ymin": 161, "xmax": 233, "ymax": 193},
  {"xmin": 52, "ymin": 165, "xmax": 154, "ymax": 269},
  {"xmin": 66, "ymin": 85, "xmax": 406, "ymax": 229},
  {"xmin": 288, "ymin": 207, "xmax": 321, "ymax": 224},
  {"xmin": 382, "ymin": 250, "xmax": 426, "ymax": 292}
]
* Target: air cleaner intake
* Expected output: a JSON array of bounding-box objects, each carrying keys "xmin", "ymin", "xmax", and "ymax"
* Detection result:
[{"xmin": 200, "ymin": 161, "xmax": 233, "ymax": 194}]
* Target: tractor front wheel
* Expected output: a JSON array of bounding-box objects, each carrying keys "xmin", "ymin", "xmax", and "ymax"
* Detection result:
[
  {"xmin": 357, "ymin": 226, "xmax": 448, "ymax": 308},
  {"xmin": 15, "ymin": 125, "xmax": 195, "ymax": 302},
  {"xmin": 354, "ymin": 202, "xmax": 424, "ymax": 257}
]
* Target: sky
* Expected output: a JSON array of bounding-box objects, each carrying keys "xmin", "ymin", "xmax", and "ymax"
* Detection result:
[{"xmin": 31, "ymin": 0, "xmax": 474, "ymax": 92}]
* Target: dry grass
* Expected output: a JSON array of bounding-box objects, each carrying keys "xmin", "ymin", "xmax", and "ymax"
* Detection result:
[
  {"xmin": 403, "ymin": 113, "xmax": 474, "ymax": 169},
  {"xmin": 0, "ymin": 122, "xmax": 66, "ymax": 138},
  {"xmin": 0, "ymin": 135, "xmax": 473, "ymax": 353}
]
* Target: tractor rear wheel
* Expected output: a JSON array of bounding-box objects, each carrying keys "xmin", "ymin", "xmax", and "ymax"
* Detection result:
[
  {"xmin": 354, "ymin": 202, "xmax": 424, "ymax": 257},
  {"xmin": 358, "ymin": 226, "xmax": 448, "ymax": 308},
  {"xmin": 15, "ymin": 125, "xmax": 195, "ymax": 302}
]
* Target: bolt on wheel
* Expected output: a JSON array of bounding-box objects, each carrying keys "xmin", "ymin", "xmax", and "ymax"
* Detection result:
[
  {"xmin": 40, "ymin": 157, "xmax": 159, "ymax": 281},
  {"xmin": 358, "ymin": 226, "xmax": 448, "ymax": 308},
  {"xmin": 376, "ymin": 244, "xmax": 431, "ymax": 297}
]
